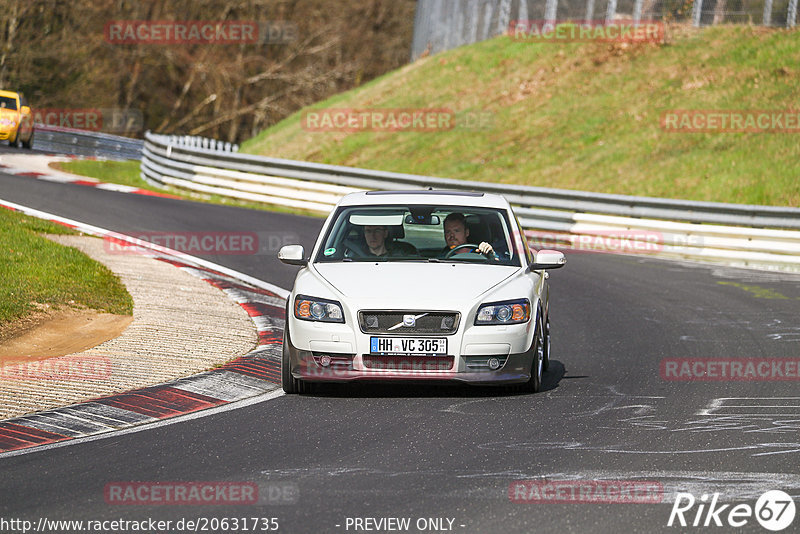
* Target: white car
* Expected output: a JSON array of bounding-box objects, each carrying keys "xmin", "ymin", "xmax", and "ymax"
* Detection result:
[{"xmin": 278, "ymin": 190, "xmax": 565, "ymax": 393}]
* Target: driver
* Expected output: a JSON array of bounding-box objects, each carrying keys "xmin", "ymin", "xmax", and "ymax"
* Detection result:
[{"xmin": 442, "ymin": 213, "xmax": 495, "ymax": 257}]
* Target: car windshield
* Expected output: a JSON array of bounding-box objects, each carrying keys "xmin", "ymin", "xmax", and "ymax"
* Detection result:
[
  {"xmin": 315, "ymin": 205, "xmax": 522, "ymax": 266},
  {"xmin": 0, "ymin": 96, "xmax": 17, "ymax": 110}
]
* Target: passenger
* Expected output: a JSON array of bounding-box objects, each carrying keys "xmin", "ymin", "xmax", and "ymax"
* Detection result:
[
  {"xmin": 346, "ymin": 225, "xmax": 416, "ymax": 258},
  {"xmin": 442, "ymin": 213, "xmax": 495, "ymax": 257},
  {"xmin": 364, "ymin": 225, "xmax": 391, "ymax": 256}
]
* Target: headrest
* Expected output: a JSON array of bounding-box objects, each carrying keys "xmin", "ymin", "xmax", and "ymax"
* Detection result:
[
  {"xmin": 388, "ymin": 225, "xmax": 405, "ymax": 239},
  {"xmin": 465, "ymin": 215, "xmax": 490, "ymax": 244}
]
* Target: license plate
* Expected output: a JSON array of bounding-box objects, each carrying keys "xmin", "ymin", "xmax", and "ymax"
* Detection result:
[{"xmin": 370, "ymin": 337, "xmax": 447, "ymax": 355}]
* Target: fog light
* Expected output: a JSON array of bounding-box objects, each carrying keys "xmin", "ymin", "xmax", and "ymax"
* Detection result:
[
  {"xmin": 487, "ymin": 357, "xmax": 500, "ymax": 370},
  {"xmin": 319, "ymin": 355, "xmax": 332, "ymax": 367}
]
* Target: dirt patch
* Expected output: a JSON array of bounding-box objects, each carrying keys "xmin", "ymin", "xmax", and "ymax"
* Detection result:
[{"xmin": 0, "ymin": 307, "xmax": 132, "ymax": 362}]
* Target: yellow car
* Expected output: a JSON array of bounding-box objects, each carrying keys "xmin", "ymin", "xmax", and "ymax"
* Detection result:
[{"xmin": 0, "ymin": 90, "xmax": 34, "ymax": 148}]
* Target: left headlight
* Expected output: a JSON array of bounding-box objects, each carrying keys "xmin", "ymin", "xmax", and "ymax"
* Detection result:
[
  {"xmin": 474, "ymin": 298, "xmax": 531, "ymax": 325},
  {"xmin": 294, "ymin": 294, "xmax": 345, "ymax": 323}
]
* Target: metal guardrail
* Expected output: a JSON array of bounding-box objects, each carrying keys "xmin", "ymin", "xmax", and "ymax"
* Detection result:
[
  {"xmin": 32, "ymin": 124, "xmax": 144, "ymax": 160},
  {"xmin": 141, "ymin": 130, "xmax": 800, "ymax": 271}
]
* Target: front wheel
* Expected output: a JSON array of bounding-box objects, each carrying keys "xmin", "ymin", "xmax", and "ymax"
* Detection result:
[
  {"xmin": 22, "ymin": 131, "xmax": 33, "ymax": 149},
  {"xmin": 520, "ymin": 317, "xmax": 544, "ymax": 393},
  {"xmin": 8, "ymin": 133, "xmax": 18, "ymax": 148},
  {"xmin": 281, "ymin": 324, "xmax": 299, "ymax": 394},
  {"xmin": 542, "ymin": 316, "xmax": 551, "ymax": 372}
]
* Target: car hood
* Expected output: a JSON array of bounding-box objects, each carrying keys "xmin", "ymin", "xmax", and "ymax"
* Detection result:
[
  {"xmin": 314, "ymin": 262, "xmax": 518, "ymax": 304},
  {"xmin": 0, "ymin": 108, "xmax": 18, "ymax": 121}
]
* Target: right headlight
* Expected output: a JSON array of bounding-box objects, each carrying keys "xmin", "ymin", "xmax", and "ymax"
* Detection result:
[
  {"xmin": 474, "ymin": 298, "xmax": 531, "ymax": 325},
  {"xmin": 294, "ymin": 294, "xmax": 345, "ymax": 323}
]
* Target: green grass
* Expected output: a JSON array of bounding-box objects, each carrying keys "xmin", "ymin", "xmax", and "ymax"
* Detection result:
[
  {"xmin": 0, "ymin": 208, "xmax": 133, "ymax": 327},
  {"xmin": 54, "ymin": 160, "xmax": 143, "ymax": 189},
  {"xmin": 54, "ymin": 160, "xmax": 325, "ymax": 218},
  {"xmin": 241, "ymin": 24, "xmax": 800, "ymax": 207}
]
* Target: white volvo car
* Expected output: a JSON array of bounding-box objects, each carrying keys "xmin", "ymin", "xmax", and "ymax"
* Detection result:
[{"xmin": 278, "ymin": 190, "xmax": 565, "ymax": 393}]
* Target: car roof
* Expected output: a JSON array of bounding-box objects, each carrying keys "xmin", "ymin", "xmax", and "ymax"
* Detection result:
[
  {"xmin": 0, "ymin": 90, "xmax": 20, "ymax": 98},
  {"xmin": 337, "ymin": 190, "xmax": 511, "ymax": 209}
]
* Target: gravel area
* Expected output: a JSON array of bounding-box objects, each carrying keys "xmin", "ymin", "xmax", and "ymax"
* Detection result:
[{"xmin": 0, "ymin": 235, "xmax": 257, "ymax": 419}]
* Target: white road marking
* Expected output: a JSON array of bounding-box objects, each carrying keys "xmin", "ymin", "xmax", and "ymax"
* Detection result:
[{"xmin": 0, "ymin": 389, "xmax": 286, "ymax": 459}]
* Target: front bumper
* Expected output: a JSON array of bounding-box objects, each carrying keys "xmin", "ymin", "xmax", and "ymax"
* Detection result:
[{"xmin": 286, "ymin": 319, "xmax": 536, "ymax": 385}]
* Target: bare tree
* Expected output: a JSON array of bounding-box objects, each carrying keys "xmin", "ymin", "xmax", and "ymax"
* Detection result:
[
  {"xmin": 0, "ymin": 0, "xmax": 416, "ymax": 142},
  {"xmin": 713, "ymin": 0, "xmax": 727, "ymax": 24}
]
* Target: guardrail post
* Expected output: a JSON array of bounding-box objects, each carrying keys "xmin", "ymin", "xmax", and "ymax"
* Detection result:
[
  {"xmin": 764, "ymin": 0, "xmax": 774, "ymax": 25},
  {"xmin": 789, "ymin": 0, "xmax": 798, "ymax": 27}
]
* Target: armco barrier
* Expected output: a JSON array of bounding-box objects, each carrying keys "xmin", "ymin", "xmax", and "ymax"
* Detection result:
[
  {"xmin": 141, "ymin": 131, "xmax": 800, "ymax": 271},
  {"xmin": 33, "ymin": 124, "xmax": 144, "ymax": 160}
]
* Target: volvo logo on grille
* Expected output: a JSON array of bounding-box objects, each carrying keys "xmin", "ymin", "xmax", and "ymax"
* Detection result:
[{"xmin": 388, "ymin": 313, "xmax": 428, "ymax": 331}]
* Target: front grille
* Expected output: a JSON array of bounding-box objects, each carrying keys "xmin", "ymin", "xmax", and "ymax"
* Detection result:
[
  {"xmin": 358, "ymin": 311, "xmax": 460, "ymax": 335},
  {"xmin": 362, "ymin": 356, "xmax": 454, "ymax": 371}
]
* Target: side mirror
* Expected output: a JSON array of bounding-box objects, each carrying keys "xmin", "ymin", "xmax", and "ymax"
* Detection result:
[
  {"xmin": 529, "ymin": 249, "xmax": 566, "ymax": 270},
  {"xmin": 20, "ymin": 106, "xmax": 31, "ymax": 115},
  {"xmin": 278, "ymin": 244, "xmax": 307, "ymax": 266}
]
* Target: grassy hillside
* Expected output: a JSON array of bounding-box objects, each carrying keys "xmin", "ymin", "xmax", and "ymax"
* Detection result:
[{"xmin": 241, "ymin": 25, "xmax": 800, "ymax": 207}]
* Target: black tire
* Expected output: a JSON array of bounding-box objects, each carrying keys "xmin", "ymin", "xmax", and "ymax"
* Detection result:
[
  {"xmin": 22, "ymin": 131, "xmax": 33, "ymax": 149},
  {"xmin": 542, "ymin": 316, "xmax": 551, "ymax": 372},
  {"xmin": 281, "ymin": 324, "xmax": 299, "ymax": 394},
  {"xmin": 520, "ymin": 316, "xmax": 544, "ymax": 393},
  {"xmin": 8, "ymin": 133, "xmax": 18, "ymax": 148}
]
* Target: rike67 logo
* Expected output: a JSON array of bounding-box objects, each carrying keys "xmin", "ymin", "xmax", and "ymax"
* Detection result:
[{"xmin": 668, "ymin": 490, "xmax": 796, "ymax": 531}]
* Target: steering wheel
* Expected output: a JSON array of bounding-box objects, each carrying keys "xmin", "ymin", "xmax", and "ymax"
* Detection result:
[{"xmin": 444, "ymin": 243, "xmax": 481, "ymax": 258}]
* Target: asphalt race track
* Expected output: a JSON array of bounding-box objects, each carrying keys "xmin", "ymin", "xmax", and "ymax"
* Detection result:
[{"xmin": 2, "ymin": 156, "xmax": 800, "ymax": 533}]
